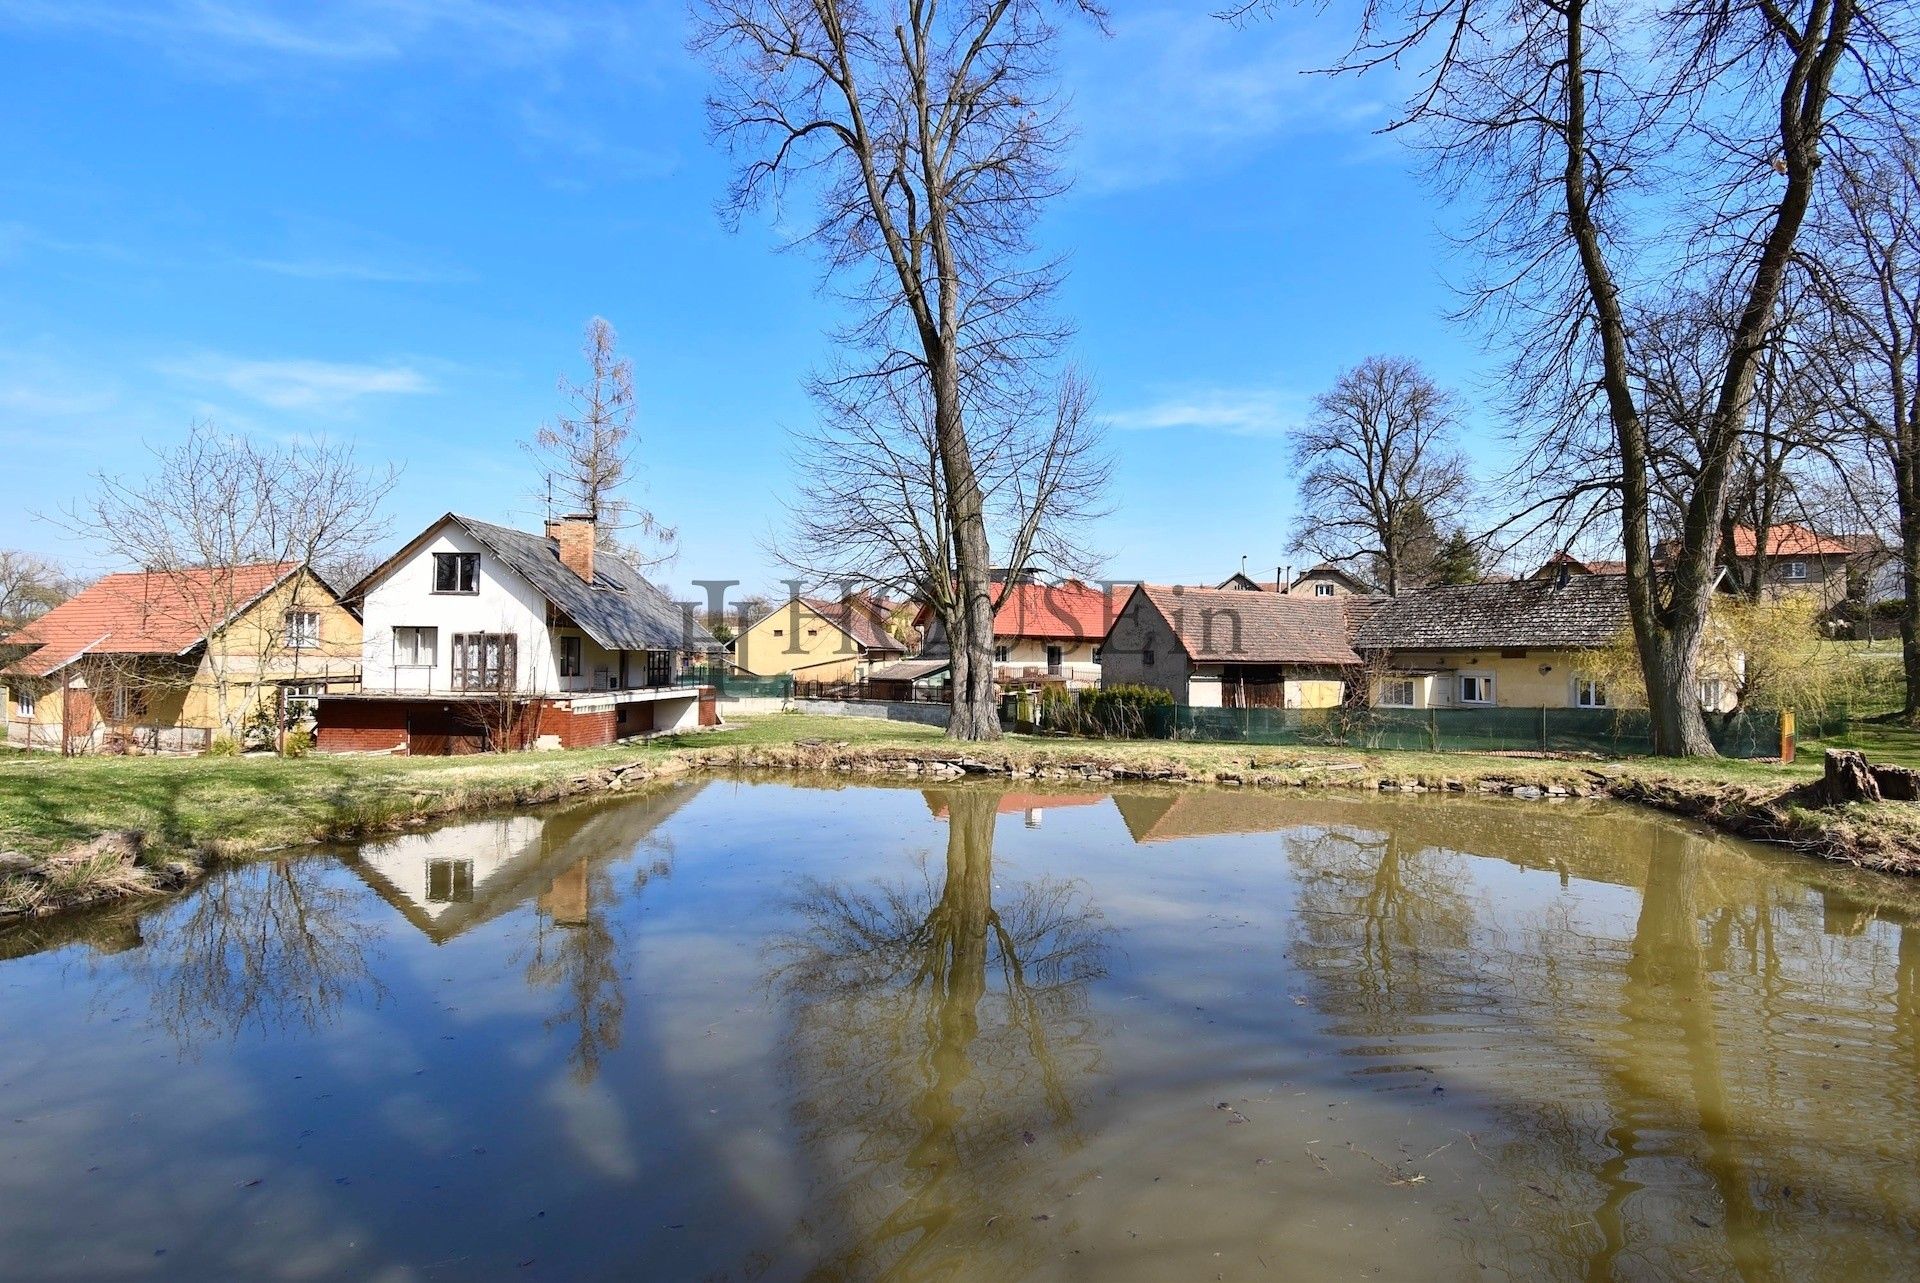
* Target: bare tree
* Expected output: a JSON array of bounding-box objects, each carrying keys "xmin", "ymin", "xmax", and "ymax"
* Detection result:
[
  {"xmin": 1813, "ymin": 134, "xmax": 1920, "ymax": 716},
  {"xmin": 1288, "ymin": 356, "xmax": 1471, "ymax": 596},
  {"xmin": 61, "ymin": 422, "xmax": 397, "ymax": 739},
  {"xmin": 1239, "ymin": 0, "xmax": 1902, "ymax": 754},
  {"xmin": 0, "ymin": 550, "xmax": 75, "ymax": 632},
  {"xmin": 695, "ymin": 0, "xmax": 1106, "ymax": 740},
  {"xmin": 527, "ymin": 317, "xmax": 675, "ymax": 565}
]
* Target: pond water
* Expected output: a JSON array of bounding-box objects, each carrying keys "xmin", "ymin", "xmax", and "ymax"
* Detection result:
[{"xmin": 4, "ymin": 778, "xmax": 1920, "ymax": 1281}]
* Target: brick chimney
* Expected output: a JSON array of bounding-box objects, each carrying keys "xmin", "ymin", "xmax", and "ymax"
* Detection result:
[{"xmin": 548, "ymin": 513, "xmax": 596, "ymax": 583}]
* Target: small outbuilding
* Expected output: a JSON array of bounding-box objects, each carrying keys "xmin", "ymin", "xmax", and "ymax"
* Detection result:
[{"xmin": 1100, "ymin": 584, "xmax": 1363, "ymax": 708}]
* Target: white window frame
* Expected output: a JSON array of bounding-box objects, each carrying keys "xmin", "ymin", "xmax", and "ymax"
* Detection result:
[
  {"xmin": 393, "ymin": 626, "xmax": 438, "ymax": 667},
  {"xmin": 1313, "ymin": 582, "xmax": 1336, "ymax": 597},
  {"xmin": 15, "ymin": 689, "xmax": 34, "ymax": 719},
  {"xmin": 1091, "ymin": 645, "xmax": 1103, "ymax": 663},
  {"xmin": 285, "ymin": 610, "xmax": 320, "ymax": 650},
  {"xmin": 1784, "ymin": 560, "xmax": 1808, "ymax": 581},
  {"xmin": 994, "ymin": 644, "xmax": 1011, "ymax": 663},
  {"xmin": 1458, "ymin": 673, "xmax": 1496, "ymax": 705},
  {"xmin": 283, "ymin": 682, "xmax": 324, "ymax": 723},
  {"xmin": 1378, "ymin": 677, "xmax": 1417, "ymax": 708},
  {"xmin": 1574, "ymin": 676, "xmax": 1608, "ymax": 708},
  {"xmin": 1698, "ymin": 679, "xmax": 1727, "ymax": 710}
]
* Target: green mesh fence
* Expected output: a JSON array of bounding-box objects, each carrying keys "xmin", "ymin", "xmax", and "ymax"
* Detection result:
[
  {"xmin": 1143, "ymin": 704, "xmax": 1797, "ymax": 759},
  {"xmin": 674, "ymin": 668, "xmax": 792, "ymax": 700}
]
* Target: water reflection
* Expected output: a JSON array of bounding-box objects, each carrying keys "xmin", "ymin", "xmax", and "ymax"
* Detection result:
[
  {"xmin": 117, "ymin": 858, "xmax": 384, "ymax": 1047},
  {"xmin": 768, "ymin": 787, "xmax": 1113, "ymax": 1278}
]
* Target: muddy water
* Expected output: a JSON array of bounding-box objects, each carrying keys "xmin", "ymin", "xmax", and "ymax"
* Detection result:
[{"xmin": 4, "ymin": 779, "xmax": 1920, "ymax": 1281}]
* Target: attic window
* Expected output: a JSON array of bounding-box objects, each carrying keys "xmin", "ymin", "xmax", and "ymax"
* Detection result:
[
  {"xmin": 1313, "ymin": 582, "xmax": 1336, "ymax": 597},
  {"xmin": 433, "ymin": 552, "xmax": 479, "ymax": 594}
]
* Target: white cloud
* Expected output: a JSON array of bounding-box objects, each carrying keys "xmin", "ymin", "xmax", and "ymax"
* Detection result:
[
  {"xmin": 1062, "ymin": 6, "xmax": 1401, "ymax": 192},
  {"xmin": 1104, "ymin": 387, "xmax": 1305, "ymax": 437},
  {"xmin": 160, "ymin": 355, "xmax": 434, "ymax": 411}
]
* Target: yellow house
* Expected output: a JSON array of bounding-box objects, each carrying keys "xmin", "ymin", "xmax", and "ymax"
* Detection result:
[
  {"xmin": 731, "ymin": 596, "xmax": 906, "ymax": 684},
  {"xmin": 1351, "ymin": 574, "xmax": 1741, "ymax": 713},
  {"xmin": 1, "ymin": 563, "xmax": 361, "ymax": 753}
]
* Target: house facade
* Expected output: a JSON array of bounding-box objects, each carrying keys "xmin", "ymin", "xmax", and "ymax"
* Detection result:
[
  {"xmin": 315, "ymin": 513, "xmax": 721, "ymax": 754},
  {"xmin": 732, "ymin": 595, "xmax": 906, "ymax": 684},
  {"xmin": 1100, "ymin": 584, "xmax": 1362, "ymax": 708},
  {"xmin": 912, "ymin": 581, "xmax": 1133, "ymax": 692},
  {"xmin": 1351, "ymin": 574, "xmax": 1740, "ymax": 712},
  {"xmin": 1, "ymin": 564, "xmax": 359, "ymax": 753}
]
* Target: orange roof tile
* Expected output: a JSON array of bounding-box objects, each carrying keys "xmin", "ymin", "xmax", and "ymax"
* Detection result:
[
  {"xmin": 992, "ymin": 581, "xmax": 1135, "ymax": 642},
  {"xmin": 1, "ymin": 563, "xmax": 298, "ymax": 678}
]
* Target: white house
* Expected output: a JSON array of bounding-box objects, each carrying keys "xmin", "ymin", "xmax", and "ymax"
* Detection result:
[{"xmin": 315, "ymin": 512, "xmax": 721, "ymax": 754}]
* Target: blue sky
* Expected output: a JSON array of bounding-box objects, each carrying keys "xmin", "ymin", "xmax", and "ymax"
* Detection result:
[{"xmin": 0, "ymin": 0, "xmax": 1499, "ymax": 597}]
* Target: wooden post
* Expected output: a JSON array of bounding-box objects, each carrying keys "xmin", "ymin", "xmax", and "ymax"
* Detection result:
[{"xmin": 1780, "ymin": 709, "xmax": 1796, "ymax": 764}]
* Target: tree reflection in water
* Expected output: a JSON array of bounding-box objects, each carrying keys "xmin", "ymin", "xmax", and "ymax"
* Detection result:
[
  {"xmin": 125, "ymin": 858, "xmax": 383, "ymax": 1049},
  {"xmin": 766, "ymin": 788, "xmax": 1111, "ymax": 1280},
  {"xmin": 1282, "ymin": 801, "xmax": 1920, "ymax": 1279}
]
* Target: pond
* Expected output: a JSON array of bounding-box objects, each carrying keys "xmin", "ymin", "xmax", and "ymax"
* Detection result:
[{"xmin": 4, "ymin": 777, "xmax": 1920, "ymax": 1280}]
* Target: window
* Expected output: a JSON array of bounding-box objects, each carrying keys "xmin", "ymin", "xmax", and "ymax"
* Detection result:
[
  {"xmin": 1045, "ymin": 644, "xmax": 1064, "ymax": 672},
  {"xmin": 1313, "ymin": 582, "xmax": 1336, "ymax": 597},
  {"xmin": 393, "ymin": 626, "xmax": 438, "ymax": 667},
  {"xmin": 994, "ymin": 644, "xmax": 1011, "ymax": 663},
  {"xmin": 433, "ymin": 551, "xmax": 479, "ymax": 594},
  {"xmin": 110, "ymin": 685, "xmax": 148, "ymax": 722},
  {"xmin": 451, "ymin": 633, "xmax": 517, "ymax": 691},
  {"xmin": 1699, "ymin": 679, "xmax": 1727, "ymax": 710},
  {"xmin": 1143, "ymin": 646, "xmax": 1156, "ymax": 667},
  {"xmin": 426, "ymin": 858, "xmax": 474, "ymax": 905},
  {"xmin": 1574, "ymin": 677, "xmax": 1608, "ymax": 708},
  {"xmin": 283, "ymin": 682, "xmax": 323, "ymax": 724},
  {"xmin": 646, "ymin": 650, "xmax": 672, "ymax": 688},
  {"xmin": 1784, "ymin": 560, "xmax": 1808, "ymax": 581},
  {"xmin": 1091, "ymin": 646, "xmax": 1103, "ymax": 663},
  {"xmin": 284, "ymin": 610, "xmax": 320, "ymax": 649},
  {"xmin": 559, "ymin": 634, "xmax": 582, "ymax": 678},
  {"xmin": 1458, "ymin": 673, "xmax": 1495, "ymax": 704},
  {"xmin": 15, "ymin": 690, "xmax": 34, "ymax": 719},
  {"xmin": 1379, "ymin": 678, "xmax": 1416, "ymax": 708},
  {"xmin": 772, "ymin": 628, "xmax": 784, "ymax": 637}
]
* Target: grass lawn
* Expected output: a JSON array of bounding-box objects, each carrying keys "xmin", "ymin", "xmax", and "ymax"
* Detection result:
[{"xmin": 5, "ymin": 709, "xmax": 1916, "ymax": 920}]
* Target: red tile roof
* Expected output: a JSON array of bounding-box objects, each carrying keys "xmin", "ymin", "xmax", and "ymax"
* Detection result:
[
  {"xmin": 1725, "ymin": 523, "xmax": 1856, "ymax": 558},
  {"xmin": 0, "ymin": 563, "xmax": 298, "ymax": 678},
  {"xmin": 992, "ymin": 581, "xmax": 1135, "ymax": 642}
]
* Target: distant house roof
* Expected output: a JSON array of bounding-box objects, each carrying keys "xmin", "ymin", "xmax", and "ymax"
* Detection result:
[
  {"xmin": 1532, "ymin": 552, "xmax": 1627, "ymax": 578},
  {"xmin": 1353, "ymin": 575, "xmax": 1630, "ymax": 651},
  {"xmin": 796, "ymin": 596, "xmax": 905, "ymax": 655},
  {"xmin": 1128, "ymin": 584, "xmax": 1364, "ymax": 667},
  {"xmin": 1290, "ymin": 562, "xmax": 1375, "ymax": 593},
  {"xmin": 356, "ymin": 514, "xmax": 720, "ymax": 655},
  {"xmin": 1, "ymin": 563, "xmax": 303, "ymax": 679},
  {"xmin": 993, "ymin": 581, "xmax": 1135, "ymax": 642},
  {"xmin": 1215, "ymin": 572, "xmax": 1279, "ymax": 592},
  {"xmin": 1725, "ymin": 523, "xmax": 1856, "ymax": 558}
]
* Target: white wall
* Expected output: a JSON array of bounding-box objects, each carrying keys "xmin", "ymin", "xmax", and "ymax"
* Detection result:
[{"xmin": 361, "ymin": 524, "xmax": 556, "ymax": 695}]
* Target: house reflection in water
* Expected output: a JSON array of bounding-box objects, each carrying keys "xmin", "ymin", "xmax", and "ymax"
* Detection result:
[
  {"xmin": 349, "ymin": 780, "xmax": 707, "ymax": 943},
  {"xmin": 923, "ymin": 788, "xmax": 1107, "ymax": 830}
]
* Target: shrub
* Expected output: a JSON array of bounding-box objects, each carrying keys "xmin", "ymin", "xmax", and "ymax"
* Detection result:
[
  {"xmin": 282, "ymin": 726, "xmax": 314, "ymax": 758},
  {"xmin": 1080, "ymin": 684, "xmax": 1173, "ymax": 739},
  {"xmin": 205, "ymin": 736, "xmax": 240, "ymax": 757}
]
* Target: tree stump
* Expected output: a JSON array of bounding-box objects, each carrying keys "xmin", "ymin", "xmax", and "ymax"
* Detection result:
[
  {"xmin": 1823, "ymin": 749, "xmax": 1882, "ymax": 804},
  {"xmin": 1870, "ymin": 764, "xmax": 1920, "ymax": 803}
]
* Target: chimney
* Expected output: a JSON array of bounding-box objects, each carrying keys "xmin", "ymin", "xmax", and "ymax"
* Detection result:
[
  {"xmin": 549, "ymin": 513, "xmax": 596, "ymax": 583},
  {"xmin": 1278, "ymin": 565, "xmax": 1290, "ymax": 594}
]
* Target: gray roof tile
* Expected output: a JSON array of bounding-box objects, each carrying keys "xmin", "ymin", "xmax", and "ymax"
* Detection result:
[{"xmin": 1352, "ymin": 575, "xmax": 1630, "ymax": 650}]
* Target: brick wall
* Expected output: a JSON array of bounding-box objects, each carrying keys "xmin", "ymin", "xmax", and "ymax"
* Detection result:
[{"xmin": 315, "ymin": 699, "xmax": 408, "ymax": 753}]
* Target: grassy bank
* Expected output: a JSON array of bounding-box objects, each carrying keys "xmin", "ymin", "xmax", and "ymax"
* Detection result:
[{"xmin": 2, "ymin": 711, "xmax": 1915, "ymax": 921}]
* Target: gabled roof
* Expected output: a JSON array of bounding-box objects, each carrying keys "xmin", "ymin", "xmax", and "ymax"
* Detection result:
[
  {"xmin": 1533, "ymin": 552, "xmax": 1628, "ymax": 578},
  {"xmin": 796, "ymin": 596, "xmax": 906, "ymax": 654},
  {"xmin": 358, "ymin": 514, "xmax": 720, "ymax": 655},
  {"xmin": 1127, "ymin": 584, "xmax": 1363, "ymax": 666},
  {"xmin": 993, "ymin": 581, "xmax": 1135, "ymax": 642},
  {"xmin": 1725, "ymin": 523, "xmax": 1856, "ymax": 558},
  {"xmin": 1290, "ymin": 562, "xmax": 1375, "ymax": 592},
  {"xmin": 1, "ymin": 563, "xmax": 302, "ymax": 679},
  {"xmin": 1353, "ymin": 575, "xmax": 1630, "ymax": 651}
]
